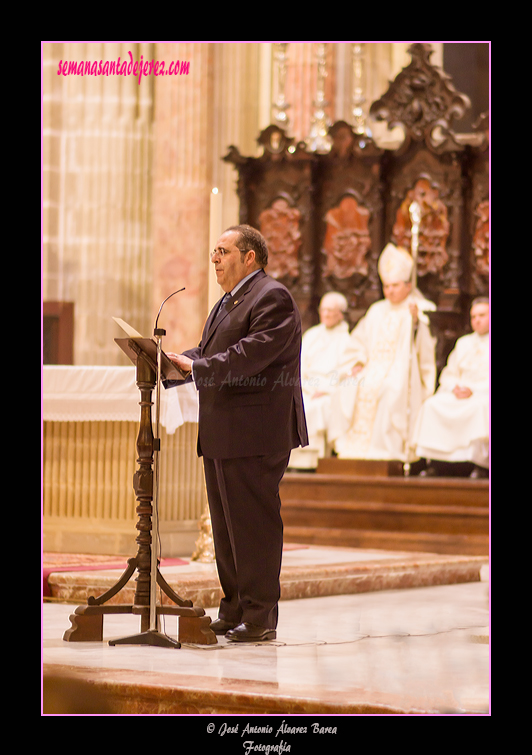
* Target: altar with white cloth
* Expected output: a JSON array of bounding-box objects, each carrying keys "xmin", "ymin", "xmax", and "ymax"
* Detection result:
[{"xmin": 42, "ymin": 366, "xmax": 206, "ymax": 556}]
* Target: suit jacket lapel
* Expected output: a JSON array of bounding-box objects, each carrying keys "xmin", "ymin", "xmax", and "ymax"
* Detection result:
[
  {"xmin": 203, "ymin": 298, "xmax": 226, "ymax": 347},
  {"xmin": 202, "ymin": 270, "xmax": 266, "ymax": 349}
]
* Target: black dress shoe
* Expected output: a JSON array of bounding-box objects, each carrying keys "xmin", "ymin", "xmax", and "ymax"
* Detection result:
[
  {"xmin": 209, "ymin": 619, "xmax": 239, "ymax": 635},
  {"xmin": 225, "ymin": 622, "xmax": 276, "ymax": 642}
]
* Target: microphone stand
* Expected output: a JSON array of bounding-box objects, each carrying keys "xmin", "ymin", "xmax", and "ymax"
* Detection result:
[{"xmin": 148, "ymin": 289, "xmax": 185, "ymax": 638}]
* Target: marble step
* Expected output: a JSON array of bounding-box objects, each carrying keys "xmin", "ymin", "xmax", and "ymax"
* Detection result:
[{"xmin": 46, "ymin": 548, "xmax": 488, "ymax": 607}]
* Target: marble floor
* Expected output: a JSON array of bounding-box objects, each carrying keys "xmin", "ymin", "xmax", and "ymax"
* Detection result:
[{"xmin": 42, "ymin": 547, "xmax": 490, "ymax": 717}]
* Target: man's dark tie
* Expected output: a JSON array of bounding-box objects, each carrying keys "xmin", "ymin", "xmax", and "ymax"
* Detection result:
[{"xmin": 212, "ymin": 293, "xmax": 232, "ymax": 325}]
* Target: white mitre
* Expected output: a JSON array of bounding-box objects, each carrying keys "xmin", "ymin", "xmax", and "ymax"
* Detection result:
[{"xmin": 378, "ymin": 243, "xmax": 413, "ymax": 284}]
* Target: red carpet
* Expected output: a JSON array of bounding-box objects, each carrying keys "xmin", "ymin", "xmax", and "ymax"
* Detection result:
[{"xmin": 42, "ymin": 545, "xmax": 308, "ymax": 599}]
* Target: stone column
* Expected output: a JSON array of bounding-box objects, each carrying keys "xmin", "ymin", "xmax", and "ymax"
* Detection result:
[
  {"xmin": 151, "ymin": 42, "xmax": 263, "ymax": 349},
  {"xmin": 151, "ymin": 42, "xmax": 214, "ymax": 353}
]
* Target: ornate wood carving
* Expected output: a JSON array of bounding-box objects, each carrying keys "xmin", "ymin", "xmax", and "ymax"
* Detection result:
[
  {"xmin": 391, "ymin": 177, "xmax": 450, "ymax": 276},
  {"xmin": 472, "ymin": 199, "xmax": 489, "ymax": 281},
  {"xmin": 314, "ymin": 121, "xmax": 383, "ymax": 326},
  {"xmin": 259, "ymin": 197, "xmax": 302, "ymax": 281},
  {"xmin": 370, "ymin": 43, "xmax": 471, "ymax": 152},
  {"xmin": 383, "ymin": 144, "xmax": 465, "ymax": 308},
  {"xmin": 322, "ymin": 195, "xmax": 371, "ymax": 280},
  {"xmin": 370, "ymin": 44, "xmax": 477, "ymax": 325},
  {"xmin": 467, "ymin": 113, "xmax": 489, "ymax": 297},
  {"xmin": 225, "ymin": 125, "xmax": 315, "ymax": 328}
]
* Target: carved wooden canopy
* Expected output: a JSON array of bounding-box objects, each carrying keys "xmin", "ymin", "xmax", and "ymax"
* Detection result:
[{"xmin": 370, "ymin": 43, "xmax": 472, "ymax": 151}]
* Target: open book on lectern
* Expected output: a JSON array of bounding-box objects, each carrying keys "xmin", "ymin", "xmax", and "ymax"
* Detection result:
[{"xmin": 113, "ymin": 317, "xmax": 188, "ymax": 381}]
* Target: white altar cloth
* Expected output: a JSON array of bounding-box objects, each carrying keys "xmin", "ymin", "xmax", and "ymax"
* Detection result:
[{"xmin": 42, "ymin": 366, "xmax": 198, "ymax": 434}]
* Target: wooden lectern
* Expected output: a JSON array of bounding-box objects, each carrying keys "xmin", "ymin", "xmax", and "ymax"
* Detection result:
[{"xmin": 63, "ymin": 335, "xmax": 217, "ymax": 647}]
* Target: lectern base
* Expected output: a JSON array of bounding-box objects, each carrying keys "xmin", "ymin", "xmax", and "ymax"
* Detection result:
[
  {"xmin": 109, "ymin": 629, "xmax": 181, "ymax": 649},
  {"xmin": 63, "ymin": 603, "xmax": 217, "ymax": 645}
]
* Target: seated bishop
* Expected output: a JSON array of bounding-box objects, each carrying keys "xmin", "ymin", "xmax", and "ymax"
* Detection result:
[
  {"xmin": 328, "ymin": 243, "xmax": 436, "ymax": 461},
  {"xmin": 414, "ymin": 298, "xmax": 489, "ymax": 477}
]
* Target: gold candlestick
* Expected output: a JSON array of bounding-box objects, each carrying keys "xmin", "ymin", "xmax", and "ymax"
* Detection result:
[{"xmin": 191, "ymin": 505, "xmax": 215, "ymax": 563}]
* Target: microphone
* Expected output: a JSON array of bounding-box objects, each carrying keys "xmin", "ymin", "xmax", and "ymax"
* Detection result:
[{"xmin": 154, "ymin": 287, "xmax": 185, "ymax": 334}]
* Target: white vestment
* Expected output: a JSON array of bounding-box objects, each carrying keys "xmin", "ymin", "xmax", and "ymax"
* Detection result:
[
  {"xmin": 298, "ymin": 320, "xmax": 351, "ymax": 456},
  {"xmin": 329, "ymin": 293, "xmax": 436, "ymax": 461},
  {"xmin": 414, "ymin": 331, "xmax": 489, "ymax": 467}
]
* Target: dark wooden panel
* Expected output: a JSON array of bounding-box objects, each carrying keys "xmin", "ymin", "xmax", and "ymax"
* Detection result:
[{"xmin": 43, "ymin": 302, "xmax": 74, "ymax": 364}]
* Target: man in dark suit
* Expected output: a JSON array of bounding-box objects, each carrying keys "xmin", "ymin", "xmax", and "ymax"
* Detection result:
[{"xmin": 166, "ymin": 225, "xmax": 308, "ymax": 642}]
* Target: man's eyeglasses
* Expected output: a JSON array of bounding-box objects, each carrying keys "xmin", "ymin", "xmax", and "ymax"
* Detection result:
[
  {"xmin": 210, "ymin": 247, "xmax": 251, "ymax": 260},
  {"xmin": 210, "ymin": 247, "xmax": 230, "ymax": 260}
]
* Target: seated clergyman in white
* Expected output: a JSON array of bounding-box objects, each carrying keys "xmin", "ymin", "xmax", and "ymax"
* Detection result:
[
  {"xmin": 414, "ymin": 297, "xmax": 489, "ymax": 477},
  {"xmin": 298, "ymin": 292, "xmax": 351, "ymax": 458},
  {"xmin": 328, "ymin": 243, "xmax": 436, "ymax": 461}
]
